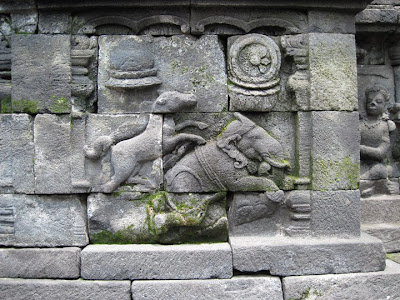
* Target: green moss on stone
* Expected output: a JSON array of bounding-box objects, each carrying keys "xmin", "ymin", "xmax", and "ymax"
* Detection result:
[
  {"xmin": 0, "ymin": 98, "xmax": 12, "ymax": 113},
  {"xmin": 49, "ymin": 96, "xmax": 71, "ymax": 113},
  {"xmin": 91, "ymin": 225, "xmax": 135, "ymax": 244},
  {"xmin": 12, "ymin": 99, "xmax": 39, "ymax": 114}
]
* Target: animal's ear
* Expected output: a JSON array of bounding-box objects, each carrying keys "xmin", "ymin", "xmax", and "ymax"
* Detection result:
[
  {"xmin": 233, "ymin": 112, "xmax": 253, "ymax": 125},
  {"xmin": 155, "ymin": 96, "xmax": 166, "ymax": 106}
]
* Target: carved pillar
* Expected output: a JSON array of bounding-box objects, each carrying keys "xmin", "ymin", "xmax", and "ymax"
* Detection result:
[{"xmin": 389, "ymin": 42, "xmax": 400, "ymax": 114}]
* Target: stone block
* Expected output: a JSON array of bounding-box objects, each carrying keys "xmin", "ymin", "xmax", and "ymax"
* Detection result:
[
  {"xmin": 311, "ymin": 191, "xmax": 360, "ymax": 237},
  {"xmin": 11, "ymin": 10, "xmax": 38, "ymax": 34},
  {"xmin": 34, "ymin": 114, "xmax": 73, "ymax": 194},
  {"xmin": 362, "ymin": 224, "xmax": 400, "ymax": 253},
  {"xmin": 230, "ymin": 233, "xmax": 385, "ymax": 276},
  {"xmin": 85, "ymin": 114, "xmax": 163, "ymax": 193},
  {"xmin": 0, "ymin": 279, "xmax": 131, "ymax": 300},
  {"xmin": 308, "ymin": 11, "xmax": 355, "ymax": 33},
  {"xmin": 98, "ymin": 35, "xmax": 227, "ymax": 113},
  {"xmin": 132, "ymin": 276, "xmax": 283, "ymax": 300},
  {"xmin": 282, "ymin": 260, "xmax": 400, "ymax": 300},
  {"xmin": 0, "ymin": 194, "xmax": 88, "ymax": 247},
  {"xmin": 0, "ymin": 114, "xmax": 34, "ymax": 194},
  {"xmin": 38, "ymin": 11, "xmax": 70, "ymax": 33},
  {"xmin": 88, "ymin": 192, "xmax": 228, "ymax": 244},
  {"xmin": 11, "ymin": 34, "xmax": 71, "ymax": 113},
  {"xmin": 309, "ymin": 33, "xmax": 357, "ymax": 111},
  {"xmin": 311, "ymin": 111, "xmax": 360, "ymax": 191},
  {"xmin": 81, "ymin": 243, "xmax": 233, "ymax": 280},
  {"xmin": 356, "ymin": 8, "xmax": 399, "ymax": 24},
  {"xmin": 361, "ymin": 195, "xmax": 400, "ymax": 224},
  {"xmin": 0, "ymin": 247, "xmax": 80, "ymax": 279}
]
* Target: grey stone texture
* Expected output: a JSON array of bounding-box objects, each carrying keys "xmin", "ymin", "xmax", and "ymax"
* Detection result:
[
  {"xmin": 311, "ymin": 191, "xmax": 360, "ymax": 237},
  {"xmin": 0, "ymin": 114, "xmax": 34, "ymax": 194},
  {"xmin": 0, "ymin": 279, "xmax": 131, "ymax": 300},
  {"xmin": 311, "ymin": 111, "xmax": 360, "ymax": 191},
  {"xmin": 85, "ymin": 113, "xmax": 163, "ymax": 193},
  {"xmin": 309, "ymin": 33, "xmax": 358, "ymax": 111},
  {"xmin": 34, "ymin": 114, "xmax": 74, "ymax": 194},
  {"xmin": 356, "ymin": 8, "xmax": 399, "ymax": 24},
  {"xmin": 361, "ymin": 196, "xmax": 400, "ymax": 252},
  {"xmin": 132, "ymin": 276, "xmax": 283, "ymax": 300},
  {"xmin": 283, "ymin": 260, "xmax": 400, "ymax": 300},
  {"xmin": 11, "ymin": 10, "xmax": 38, "ymax": 33},
  {"xmin": 38, "ymin": 11, "xmax": 70, "ymax": 33},
  {"xmin": 88, "ymin": 192, "xmax": 228, "ymax": 244},
  {"xmin": 0, "ymin": 247, "xmax": 80, "ymax": 279},
  {"xmin": 81, "ymin": 243, "xmax": 233, "ymax": 280},
  {"xmin": 308, "ymin": 11, "xmax": 356, "ymax": 33},
  {"xmin": 230, "ymin": 233, "xmax": 385, "ymax": 276},
  {"xmin": 0, "ymin": 194, "xmax": 88, "ymax": 247},
  {"xmin": 98, "ymin": 35, "xmax": 227, "ymax": 113},
  {"xmin": 11, "ymin": 34, "xmax": 71, "ymax": 113}
]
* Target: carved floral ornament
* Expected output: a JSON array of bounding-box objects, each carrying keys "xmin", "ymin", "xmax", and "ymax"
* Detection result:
[{"xmin": 228, "ymin": 33, "xmax": 281, "ymax": 89}]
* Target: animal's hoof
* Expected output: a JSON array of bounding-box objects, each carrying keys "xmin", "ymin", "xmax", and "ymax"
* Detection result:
[{"xmin": 265, "ymin": 190, "xmax": 284, "ymax": 203}]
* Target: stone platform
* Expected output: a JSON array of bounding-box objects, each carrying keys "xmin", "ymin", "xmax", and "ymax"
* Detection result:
[
  {"xmin": 361, "ymin": 195, "xmax": 400, "ymax": 253},
  {"xmin": 230, "ymin": 233, "xmax": 385, "ymax": 276}
]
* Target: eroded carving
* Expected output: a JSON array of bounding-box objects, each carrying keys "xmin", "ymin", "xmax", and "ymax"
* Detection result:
[
  {"xmin": 0, "ymin": 205, "xmax": 14, "ymax": 235},
  {"xmin": 360, "ymin": 85, "xmax": 399, "ymax": 197},
  {"xmin": 71, "ymin": 36, "xmax": 97, "ymax": 112},
  {"xmin": 228, "ymin": 34, "xmax": 281, "ymax": 111},
  {"xmin": 0, "ymin": 15, "xmax": 11, "ymax": 112},
  {"xmin": 281, "ymin": 34, "xmax": 310, "ymax": 110},
  {"xmin": 89, "ymin": 192, "xmax": 228, "ymax": 244},
  {"xmin": 165, "ymin": 113, "xmax": 290, "ymax": 194}
]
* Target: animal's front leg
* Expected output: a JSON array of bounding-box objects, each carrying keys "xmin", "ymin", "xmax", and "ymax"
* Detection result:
[
  {"xmin": 232, "ymin": 176, "xmax": 280, "ymax": 192},
  {"xmin": 102, "ymin": 160, "xmax": 141, "ymax": 193}
]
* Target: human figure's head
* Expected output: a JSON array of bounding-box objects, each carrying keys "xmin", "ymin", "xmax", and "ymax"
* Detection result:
[{"xmin": 365, "ymin": 85, "xmax": 390, "ymax": 117}]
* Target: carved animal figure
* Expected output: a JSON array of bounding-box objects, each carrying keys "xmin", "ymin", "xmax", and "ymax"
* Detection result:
[
  {"xmin": 84, "ymin": 91, "xmax": 205, "ymax": 193},
  {"xmin": 165, "ymin": 113, "xmax": 290, "ymax": 193}
]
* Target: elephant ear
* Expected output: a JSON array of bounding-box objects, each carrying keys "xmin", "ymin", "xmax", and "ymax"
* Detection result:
[{"xmin": 233, "ymin": 112, "xmax": 256, "ymax": 136}]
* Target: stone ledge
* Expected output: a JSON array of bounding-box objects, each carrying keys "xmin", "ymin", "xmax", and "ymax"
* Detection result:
[
  {"xmin": 362, "ymin": 224, "xmax": 400, "ymax": 253},
  {"xmin": 282, "ymin": 260, "xmax": 400, "ymax": 300},
  {"xmin": 81, "ymin": 243, "xmax": 233, "ymax": 280},
  {"xmin": 0, "ymin": 278, "xmax": 131, "ymax": 300},
  {"xmin": 132, "ymin": 275, "xmax": 283, "ymax": 300},
  {"xmin": 0, "ymin": 247, "xmax": 80, "ymax": 279},
  {"xmin": 230, "ymin": 233, "xmax": 385, "ymax": 276}
]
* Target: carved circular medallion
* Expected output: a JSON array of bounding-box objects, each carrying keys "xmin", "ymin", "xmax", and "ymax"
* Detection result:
[{"xmin": 228, "ymin": 34, "xmax": 281, "ymax": 89}]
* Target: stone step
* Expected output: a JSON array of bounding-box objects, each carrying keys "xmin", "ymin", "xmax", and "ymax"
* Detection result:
[
  {"xmin": 81, "ymin": 243, "xmax": 233, "ymax": 280},
  {"xmin": 0, "ymin": 247, "xmax": 80, "ymax": 279},
  {"xmin": 361, "ymin": 195, "xmax": 400, "ymax": 224},
  {"xmin": 230, "ymin": 233, "xmax": 385, "ymax": 276},
  {"xmin": 362, "ymin": 224, "xmax": 400, "ymax": 253},
  {"xmin": 283, "ymin": 260, "xmax": 400, "ymax": 300},
  {"xmin": 132, "ymin": 276, "xmax": 283, "ymax": 300},
  {"xmin": 0, "ymin": 278, "xmax": 131, "ymax": 300}
]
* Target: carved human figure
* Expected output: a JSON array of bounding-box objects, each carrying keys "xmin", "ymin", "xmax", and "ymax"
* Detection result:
[{"xmin": 360, "ymin": 86, "xmax": 398, "ymax": 196}]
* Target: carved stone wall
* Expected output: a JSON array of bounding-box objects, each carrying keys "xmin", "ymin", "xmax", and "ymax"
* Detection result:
[{"xmin": 1, "ymin": 0, "xmax": 400, "ymax": 299}]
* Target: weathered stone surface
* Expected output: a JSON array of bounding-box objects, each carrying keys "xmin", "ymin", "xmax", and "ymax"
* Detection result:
[
  {"xmin": 164, "ymin": 112, "xmax": 292, "ymax": 192},
  {"xmin": 0, "ymin": 247, "xmax": 80, "ymax": 279},
  {"xmin": 361, "ymin": 195, "xmax": 400, "ymax": 224},
  {"xmin": 81, "ymin": 243, "xmax": 233, "ymax": 280},
  {"xmin": 282, "ymin": 260, "xmax": 400, "ymax": 300},
  {"xmin": 0, "ymin": 194, "xmax": 88, "ymax": 247},
  {"xmin": 88, "ymin": 192, "xmax": 228, "ymax": 244},
  {"xmin": 311, "ymin": 191, "xmax": 360, "ymax": 237},
  {"xmin": 311, "ymin": 111, "xmax": 360, "ymax": 191},
  {"xmin": 309, "ymin": 33, "xmax": 357, "ymax": 111},
  {"xmin": 387, "ymin": 253, "xmax": 400, "ymax": 264},
  {"xmin": 34, "ymin": 114, "xmax": 73, "ymax": 194},
  {"xmin": 0, "ymin": 279, "xmax": 131, "ymax": 300},
  {"xmin": 11, "ymin": 34, "xmax": 71, "ymax": 113},
  {"xmin": 308, "ymin": 11, "xmax": 355, "ymax": 33},
  {"xmin": 11, "ymin": 10, "xmax": 38, "ymax": 33},
  {"xmin": 230, "ymin": 233, "xmax": 385, "ymax": 276},
  {"xmin": 362, "ymin": 224, "xmax": 400, "ymax": 253},
  {"xmin": 38, "ymin": 11, "xmax": 70, "ymax": 33},
  {"xmin": 0, "ymin": 114, "xmax": 34, "ymax": 194},
  {"xmin": 85, "ymin": 114, "xmax": 163, "ymax": 193},
  {"xmin": 98, "ymin": 35, "xmax": 227, "ymax": 113},
  {"xmin": 132, "ymin": 276, "xmax": 283, "ymax": 300},
  {"xmin": 356, "ymin": 8, "xmax": 399, "ymax": 24}
]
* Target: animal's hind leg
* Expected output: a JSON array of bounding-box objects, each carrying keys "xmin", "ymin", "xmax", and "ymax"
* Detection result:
[{"xmin": 102, "ymin": 159, "xmax": 141, "ymax": 193}]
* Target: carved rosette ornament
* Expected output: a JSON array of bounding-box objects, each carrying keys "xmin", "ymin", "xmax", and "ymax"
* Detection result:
[{"xmin": 228, "ymin": 34, "xmax": 281, "ymax": 111}]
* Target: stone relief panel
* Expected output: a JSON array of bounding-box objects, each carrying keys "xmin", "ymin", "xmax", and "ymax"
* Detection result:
[
  {"xmin": 98, "ymin": 35, "xmax": 227, "ymax": 113},
  {"xmin": 0, "ymin": 14, "xmax": 11, "ymax": 113},
  {"xmin": 88, "ymin": 192, "xmax": 228, "ymax": 244},
  {"xmin": 228, "ymin": 34, "xmax": 281, "ymax": 111}
]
